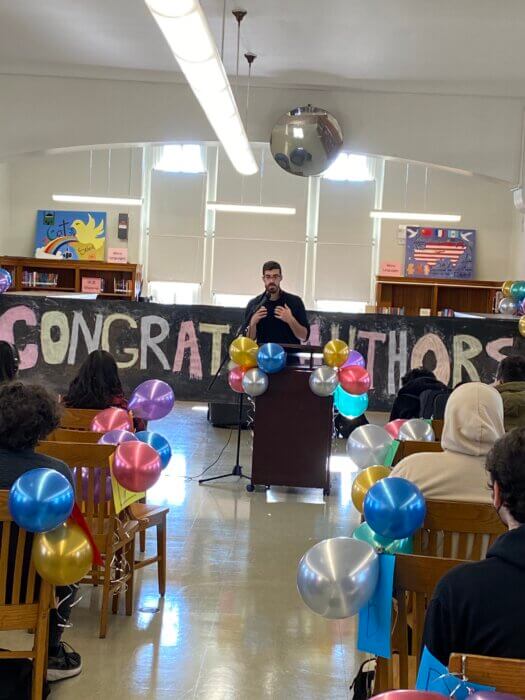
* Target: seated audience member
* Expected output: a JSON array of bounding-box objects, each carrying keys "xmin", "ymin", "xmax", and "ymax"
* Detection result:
[
  {"xmin": 422, "ymin": 428, "xmax": 525, "ymax": 664},
  {"xmin": 0, "ymin": 340, "xmax": 19, "ymax": 382},
  {"xmin": 389, "ymin": 367, "xmax": 448, "ymax": 421},
  {"xmin": 390, "ymin": 382, "xmax": 504, "ymax": 501},
  {"xmin": 63, "ymin": 349, "xmax": 145, "ymax": 430},
  {"xmin": 495, "ymin": 354, "xmax": 525, "ymax": 431},
  {"xmin": 0, "ymin": 382, "xmax": 81, "ymax": 681}
]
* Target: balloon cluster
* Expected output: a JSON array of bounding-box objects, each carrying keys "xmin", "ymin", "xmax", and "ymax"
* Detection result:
[
  {"xmin": 310, "ymin": 341, "xmax": 370, "ymax": 419},
  {"xmin": 227, "ymin": 337, "xmax": 287, "ymax": 398},
  {"xmin": 501, "ymin": 280, "xmax": 525, "ymax": 336}
]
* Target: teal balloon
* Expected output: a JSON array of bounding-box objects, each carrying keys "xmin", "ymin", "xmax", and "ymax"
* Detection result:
[
  {"xmin": 135, "ymin": 431, "xmax": 172, "ymax": 470},
  {"xmin": 510, "ymin": 281, "xmax": 525, "ymax": 300},
  {"xmin": 352, "ymin": 522, "xmax": 413, "ymax": 554},
  {"xmin": 334, "ymin": 386, "xmax": 368, "ymax": 418}
]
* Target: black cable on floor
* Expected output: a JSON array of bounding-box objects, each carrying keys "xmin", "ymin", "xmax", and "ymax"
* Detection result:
[{"xmin": 185, "ymin": 428, "xmax": 234, "ymax": 481}]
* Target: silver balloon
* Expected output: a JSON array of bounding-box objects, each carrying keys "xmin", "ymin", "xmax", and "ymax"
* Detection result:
[
  {"xmin": 346, "ymin": 424, "xmax": 393, "ymax": 470},
  {"xmin": 398, "ymin": 418, "xmax": 435, "ymax": 442},
  {"xmin": 270, "ymin": 105, "xmax": 344, "ymax": 177},
  {"xmin": 242, "ymin": 368, "xmax": 269, "ymax": 397},
  {"xmin": 297, "ymin": 537, "xmax": 379, "ymax": 619},
  {"xmin": 309, "ymin": 365, "xmax": 339, "ymax": 397},
  {"xmin": 498, "ymin": 297, "xmax": 519, "ymax": 316}
]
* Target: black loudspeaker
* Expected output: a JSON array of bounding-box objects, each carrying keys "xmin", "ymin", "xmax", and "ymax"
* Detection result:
[
  {"xmin": 207, "ymin": 402, "xmax": 250, "ymax": 428},
  {"xmin": 118, "ymin": 213, "xmax": 129, "ymax": 240}
]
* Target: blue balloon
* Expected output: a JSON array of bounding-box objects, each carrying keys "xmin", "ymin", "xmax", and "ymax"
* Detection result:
[
  {"xmin": 257, "ymin": 343, "xmax": 286, "ymax": 374},
  {"xmin": 364, "ymin": 477, "xmax": 426, "ymax": 540},
  {"xmin": 334, "ymin": 385, "xmax": 368, "ymax": 418},
  {"xmin": 8, "ymin": 468, "xmax": 74, "ymax": 533},
  {"xmin": 135, "ymin": 431, "xmax": 172, "ymax": 470},
  {"xmin": 352, "ymin": 522, "xmax": 413, "ymax": 555}
]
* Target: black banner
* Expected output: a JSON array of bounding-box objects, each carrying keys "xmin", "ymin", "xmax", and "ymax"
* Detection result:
[{"xmin": 0, "ymin": 295, "xmax": 521, "ymax": 411}]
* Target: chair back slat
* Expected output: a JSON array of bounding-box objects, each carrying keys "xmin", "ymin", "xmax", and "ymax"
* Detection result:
[
  {"xmin": 49, "ymin": 428, "xmax": 103, "ymax": 443},
  {"xmin": 0, "ymin": 518, "xmax": 10, "ymax": 605},
  {"xmin": 11, "ymin": 528, "xmax": 26, "ymax": 605},
  {"xmin": 60, "ymin": 407, "xmax": 101, "ymax": 430},
  {"xmin": 449, "ymin": 653, "xmax": 525, "ymax": 694},
  {"xmin": 25, "ymin": 561, "xmax": 37, "ymax": 605},
  {"xmin": 431, "ymin": 419, "xmax": 444, "ymax": 440},
  {"xmin": 392, "ymin": 440, "xmax": 443, "ymax": 465}
]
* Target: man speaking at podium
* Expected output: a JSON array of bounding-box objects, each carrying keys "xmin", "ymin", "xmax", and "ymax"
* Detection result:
[{"xmin": 244, "ymin": 261, "xmax": 309, "ymax": 344}]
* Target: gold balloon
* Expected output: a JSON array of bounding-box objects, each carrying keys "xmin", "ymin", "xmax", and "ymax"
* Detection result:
[
  {"xmin": 519, "ymin": 315, "xmax": 525, "ymax": 338},
  {"xmin": 323, "ymin": 339, "xmax": 349, "ymax": 368},
  {"xmin": 502, "ymin": 280, "xmax": 514, "ymax": 298},
  {"xmin": 351, "ymin": 465, "xmax": 391, "ymax": 513},
  {"xmin": 32, "ymin": 521, "xmax": 93, "ymax": 586},
  {"xmin": 229, "ymin": 337, "xmax": 258, "ymax": 369}
]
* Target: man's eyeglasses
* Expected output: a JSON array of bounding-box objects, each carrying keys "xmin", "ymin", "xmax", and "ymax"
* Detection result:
[{"xmin": 263, "ymin": 273, "xmax": 281, "ymax": 281}]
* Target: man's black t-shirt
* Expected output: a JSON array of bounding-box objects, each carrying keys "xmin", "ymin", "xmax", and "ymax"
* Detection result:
[{"xmin": 244, "ymin": 290, "xmax": 310, "ymax": 345}]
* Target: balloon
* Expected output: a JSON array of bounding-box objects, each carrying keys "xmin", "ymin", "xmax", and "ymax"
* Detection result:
[
  {"xmin": 398, "ymin": 418, "xmax": 435, "ymax": 442},
  {"xmin": 498, "ymin": 297, "xmax": 519, "ymax": 315},
  {"xmin": 502, "ymin": 280, "xmax": 514, "ymax": 298},
  {"xmin": 364, "ymin": 477, "xmax": 426, "ymax": 539},
  {"xmin": 135, "ymin": 431, "xmax": 172, "ymax": 470},
  {"xmin": 323, "ymin": 339, "xmax": 349, "ymax": 368},
  {"xmin": 297, "ymin": 537, "xmax": 379, "ymax": 619},
  {"xmin": 9, "ymin": 468, "xmax": 74, "ymax": 533},
  {"xmin": 342, "ymin": 350, "xmax": 365, "ymax": 369},
  {"xmin": 32, "ymin": 521, "xmax": 92, "ymax": 586},
  {"xmin": 373, "ymin": 692, "xmax": 444, "ymax": 700},
  {"xmin": 79, "ymin": 467, "xmax": 112, "ymax": 503},
  {"xmin": 91, "ymin": 407, "xmax": 132, "ymax": 433},
  {"xmin": 229, "ymin": 337, "xmax": 258, "ymax": 368},
  {"xmin": 113, "ymin": 441, "xmax": 162, "ymax": 492},
  {"xmin": 98, "ymin": 429, "xmax": 138, "ymax": 446},
  {"xmin": 352, "ymin": 522, "xmax": 413, "ymax": 555},
  {"xmin": 309, "ymin": 365, "xmax": 339, "ymax": 397},
  {"xmin": 128, "ymin": 379, "xmax": 175, "ymax": 421},
  {"xmin": 346, "ymin": 424, "xmax": 393, "ymax": 469},
  {"xmin": 228, "ymin": 366, "xmax": 245, "ymax": 393},
  {"xmin": 519, "ymin": 315, "xmax": 525, "ymax": 338},
  {"xmin": 335, "ymin": 386, "xmax": 368, "ymax": 419},
  {"xmin": 0, "ymin": 268, "xmax": 12, "ymax": 294},
  {"xmin": 384, "ymin": 419, "xmax": 407, "ymax": 440},
  {"xmin": 242, "ymin": 367, "xmax": 269, "ymax": 397},
  {"xmin": 339, "ymin": 366, "xmax": 370, "ymax": 395},
  {"xmin": 257, "ymin": 343, "xmax": 286, "ymax": 374},
  {"xmin": 351, "ymin": 465, "xmax": 391, "ymax": 512},
  {"xmin": 470, "ymin": 693, "xmax": 523, "ymax": 700},
  {"xmin": 510, "ymin": 280, "xmax": 525, "ymax": 300}
]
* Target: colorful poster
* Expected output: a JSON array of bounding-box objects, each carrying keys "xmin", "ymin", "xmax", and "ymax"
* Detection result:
[
  {"xmin": 35, "ymin": 210, "xmax": 106, "ymax": 261},
  {"xmin": 404, "ymin": 227, "xmax": 475, "ymax": 279}
]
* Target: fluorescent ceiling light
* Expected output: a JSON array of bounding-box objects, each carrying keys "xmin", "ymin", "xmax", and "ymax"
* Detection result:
[
  {"xmin": 207, "ymin": 203, "xmax": 296, "ymax": 215},
  {"xmin": 370, "ymin": 211, "xmax": 461, "ymax": 223},
  {"xmin": 145, "ymin": 0, "xmax": 258, "ymax": 177},
  {"xmin": 52, "ymin": 194, "xmax": 143, "ymax": 206}
]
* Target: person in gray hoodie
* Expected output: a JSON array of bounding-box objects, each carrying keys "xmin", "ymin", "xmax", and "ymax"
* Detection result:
[{"xmin": 495, "ymin": 354, "xmax": 525, "ymax": 432}]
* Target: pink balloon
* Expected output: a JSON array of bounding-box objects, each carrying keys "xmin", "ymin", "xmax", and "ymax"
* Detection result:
[
  {"xmin": 98, "ymin": 430, "xmax": 138, "ymax": 446},
  {"xmin": 113, "ymin": 441, "xmax": 162, "ymax": 492},
  {"xmin": 373, "ymin": 692, "xmax": 444, "ymax": 700},
  {"xmin": 384, "ymin": 419, "xmax": 407, "ymax": 439},
  {"xmin": 228, "ymin": 366, "xmax": 245, "ymax": 393},
  {"xmin": 91, "ymin": 407, "xmax": 132, "ymax": 433},
  {"xmin": 342, "ymin": 350, "xmax": 365, "ymax": 369},
  {"xmin": 339, "ymin": 366, "xmax": 370, "ymax": 395}
]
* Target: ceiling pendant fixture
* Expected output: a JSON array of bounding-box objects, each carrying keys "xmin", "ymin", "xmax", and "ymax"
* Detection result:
[
  {"xmin": 145, "ymin": 0, "xmax": 257, "ymax": 177},
  {"xmin": 207, "ymin": 203, "xmax": 296, "ymax": 215}
]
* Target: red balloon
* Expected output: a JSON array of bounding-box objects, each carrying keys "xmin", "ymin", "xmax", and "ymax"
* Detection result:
[
  {"xmin": 374, "ymin": 692, "xmax": 443, "ymax": 700},
  {"xmin": 228, "ymin": 366, "xmax": 246, "ymax": 393},
  {"xmin": 91, "ymin": 407, "xmax": 132, "ymax": 433},
  {"xmin": 339, "ymin": 366, "xmax": 370, "ymax": 395},
  {"xmin": 384, "ymin": 418, "xmax": 407, "ymax": 439},
  {"xmin": 113, "ymin": 442, "xmax": 161, "ymax": 492}
]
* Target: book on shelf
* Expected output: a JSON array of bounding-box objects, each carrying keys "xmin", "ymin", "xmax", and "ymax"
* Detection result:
[
  {"xmin": 437, "ymin": 308, "xmax": 455, "ymax": 317},
  {"xmin": 376, "ymin": 306, "xmax": 405, "ymax": 315},
  {"xmin": 113, "ymin": 277, "xmax": 132, "ymax": 294},
  {"xmin": 21, "ymin": 271, "xmax": 58, "ymax": 288}
]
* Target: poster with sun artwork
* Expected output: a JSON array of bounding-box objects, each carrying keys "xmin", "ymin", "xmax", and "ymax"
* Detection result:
[
  {"xmin": 34, "ymin": 210, "xmax": 106, "ymax": 261},
  {"xmin": 404, "ymin": 227, "xmax": 476, "ymax": 279}
]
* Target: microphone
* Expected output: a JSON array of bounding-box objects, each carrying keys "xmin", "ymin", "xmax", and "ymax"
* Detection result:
[{"xmin": 244, "ymin": 292, "xmax": 270, "ymax": 333}]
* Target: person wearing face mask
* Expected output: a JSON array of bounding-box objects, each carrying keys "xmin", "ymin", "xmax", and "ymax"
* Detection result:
[{"xmin": 422, "ymin": 428, "xmax": 525, "ymax": 665}]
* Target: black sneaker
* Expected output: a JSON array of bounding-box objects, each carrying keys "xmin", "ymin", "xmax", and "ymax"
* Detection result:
[{"xmin": 47, "ymin": 642, "xmax": 82, "ymax": 682}]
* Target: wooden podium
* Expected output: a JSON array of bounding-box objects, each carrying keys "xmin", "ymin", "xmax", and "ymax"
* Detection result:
[{"xmin": 249, "ymin": 346, "xmax": 332, "ymax": 495}]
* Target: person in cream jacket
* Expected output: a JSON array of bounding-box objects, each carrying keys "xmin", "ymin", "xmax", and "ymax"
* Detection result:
[{"xmin": 390, "ymin": 382, "xmax": 505, "ymax": 502}]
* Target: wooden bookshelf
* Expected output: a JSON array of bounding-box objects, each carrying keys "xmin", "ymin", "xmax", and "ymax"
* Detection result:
[
  {"xmin": 375, "ymin": 276, "xmax": 502, "ymax": 316},
  {"xmin": 0, "ymin": 256, "xmax": 142, "ymax": 301}
]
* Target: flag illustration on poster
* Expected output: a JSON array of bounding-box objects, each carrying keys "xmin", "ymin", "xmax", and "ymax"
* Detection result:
[
  {"xmin": 35, "ymin": 210, "xmax": 107, "ymax": 261},
  {"xmin": 405, "ymin": 227, "xmax": 475, "ymax": 279}
]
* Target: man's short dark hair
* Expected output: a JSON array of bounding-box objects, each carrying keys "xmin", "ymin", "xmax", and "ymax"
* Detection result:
[
  {"xmin": 486, "ymin": 429, "xmax": 525, "ymax": 524},
  {"xmin": 0, "ymin": 382, "xmax": 61, "ymax": 450},
  {"xmin": 497, "ymin": 355, "xmax": 525, "ymax": 383},
  {"xmin": 262, "ymin": 261, "xmax": 282, "ymax": 275},
  {"xmin": 401, "ymin": 367, "xmax": 435, "ymax": 386}
]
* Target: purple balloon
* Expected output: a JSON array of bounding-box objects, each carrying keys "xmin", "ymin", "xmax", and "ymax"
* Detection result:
[
  {"xmin": 470, "ymin": 695, "xmax": 522, "ymax": 700},
  {"xmin": 128, "ymin": 380, "xmax": 175, "ymax": 421},
  {"xmin": 342, "ymin": 350, "xmax": 365, "ymax": 369},
  {"xmin": 77, "ymin": 467, "xmax": 113, "ymax": 504},
  {"xmin": 98, "ymin": 429, "xmax": 138, "ymax": 446},
  {"xmin": 0, "ymin": 268, "xmax": 12, "ymax": 294}
]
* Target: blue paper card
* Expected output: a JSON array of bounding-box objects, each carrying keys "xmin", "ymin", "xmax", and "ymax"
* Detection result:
[
  {"xmin": 416, "ymin": 647, "xmax": 495, "ymax": 698},
  {"xmin": 357, "ymin": 553, "xmax": 395, "ymax": 658}
]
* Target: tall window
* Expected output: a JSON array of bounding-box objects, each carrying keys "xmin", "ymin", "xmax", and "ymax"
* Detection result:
[
  {"xmin": 154, "ymin": 144, "xmax": 205, "ymax": 174},
  {"xmin": 149, "ymin": 281, "xmax": 201, "ymax": 305},
  {"xmin": 322, "ymin": 153, "xmax": 374, "ymax": 182}
]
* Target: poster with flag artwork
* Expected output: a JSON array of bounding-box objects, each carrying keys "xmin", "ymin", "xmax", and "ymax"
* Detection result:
[{"xmin": 404, "ymin": 227, "xmax": 475, "ymax": 279}]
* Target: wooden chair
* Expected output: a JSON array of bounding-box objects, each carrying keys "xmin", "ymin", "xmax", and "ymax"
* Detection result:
[
  {"xmin": 414, "ymin": 500, "xmax": 506, "ymax": 560},
  {"xmin": 127, "ymin": 500, "xmax": 168, "ymax": 597},
  {"xmin": 375, "ymin": 553, "xmax": 464, "ymax": 692},
  {"xmin": 0, "ymin": 490, "xmax": 52, "ymax": 700},
  {"xmin": 48, "ymin": 428, "xmax": 102, "ymax": 443},
  {"xmin": 59, "ymin": 407, "xmax": 101, "ymax": 431},
  {"xmin": 392, "ymin": 440, "xmax": 443, "ymax": 465},
  {"xmin": 449, "ymin": 653, "xmax": 525, "ymax": 695},
  {"xmin": 431, "ymin": 419, "xmax": 444, "ymax": 440},
  {"xmin": 36, "ymin": 441, "xmax": 138, "ymax": 638}
]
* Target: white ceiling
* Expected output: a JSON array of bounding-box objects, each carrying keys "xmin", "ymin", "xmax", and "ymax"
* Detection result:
[{"xmin": 2, "ymin": 0, "xmax": 525, "ymax": 92}]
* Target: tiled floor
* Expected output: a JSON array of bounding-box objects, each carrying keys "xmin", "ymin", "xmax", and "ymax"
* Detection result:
[{"xmin": 4, "ymin": 403, "xmax": 378, "ymax": 699}]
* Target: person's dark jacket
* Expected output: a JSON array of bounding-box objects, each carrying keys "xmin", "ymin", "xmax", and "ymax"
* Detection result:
[
  {"xmin": 0, "ymin": 448, "xmax": 73, "ymax": 490},
  {"xmin": 389, "ymin": 376, "xmax": 448, "ymax": 421},
  {"xmin": 422, "ymin": 525, "xmax": 525, "ymax": 665},
  {"xmin": 495, "ymin": 381, "xmax": 525, "ymax": 432}
]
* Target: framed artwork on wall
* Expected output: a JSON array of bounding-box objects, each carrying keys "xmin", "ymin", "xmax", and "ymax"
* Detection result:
[
  {"xmin": 404, "ymin": 227, "xmax": 476, "ymax": 279},
  {"xmin": 35, "ymin": 210, "xmax": 106, "ymax": 261}
]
